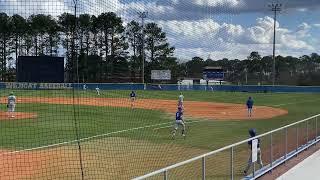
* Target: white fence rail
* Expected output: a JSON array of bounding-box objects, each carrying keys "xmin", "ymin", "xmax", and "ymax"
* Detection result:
[{"xmin": 133, "ymin": 114, "xmax": 320, "ymax": 180}]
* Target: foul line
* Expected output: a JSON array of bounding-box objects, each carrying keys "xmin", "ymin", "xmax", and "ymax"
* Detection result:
[
  {"xmin": 153, "ymin": 120, "xmax": 204, "ymax": 130},
  {"xmin": 0, "ymin": 121, "xmax": 173, "ymax": 156}
]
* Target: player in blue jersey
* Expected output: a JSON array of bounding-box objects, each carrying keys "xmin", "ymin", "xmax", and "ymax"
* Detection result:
[
  {"xmin": 246, "ymin": 97, "xmax": 254, "ymax": 117},
  {"xmin": 172, "ymin": 107, "xmax": 186, "ymax": 139},
  {"xmin": 130, "ymin": 91, "xmax": 136, "ymax": 109}
]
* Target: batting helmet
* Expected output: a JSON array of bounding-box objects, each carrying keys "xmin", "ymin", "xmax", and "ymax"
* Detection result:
[
  {"xmin": 10, "ymin": 92, "xmax": 14, "ymax": 96},
  {"xmin": 249, "ymin": 128, "xmax": 256, "ymax": 137}
]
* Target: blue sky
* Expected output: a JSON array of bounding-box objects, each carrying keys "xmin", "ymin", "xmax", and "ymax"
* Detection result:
[{"xmin": 1, "ymin": 0, "xmax": 320, "ymax": 61}]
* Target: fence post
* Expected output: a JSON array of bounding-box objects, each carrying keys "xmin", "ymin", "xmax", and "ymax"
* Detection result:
[
  {"xmin": 285, "ymin": 127, "xmax": 287, "ymax": 162},
  {"xmin": 231, "ymin": 147, "xmax": 234, "ymax": 180},
  {"xmin": 316, "ymin": 117, "xmax": 318, "ymax": 144},
  {"xmin": 296, "ymin": 125, "xmax": 299, "ymax": 156},
  {"xmin": 307, "ymin": 121, "xmax": 309, "ymax": 145},
  {"xmin": 202, "ymin": 157, "xmax": 206, "ymax": 180},
  {"xmin": 253, "ymin": 161, "xmax": 255, "ymax": 178},
  {"xmin": 164, "ymin": 170, "xmax": 168, "ymax": 180},
  {"xmin": 270, "ymin": 133, "xmax": 273, "ymax": 171}
]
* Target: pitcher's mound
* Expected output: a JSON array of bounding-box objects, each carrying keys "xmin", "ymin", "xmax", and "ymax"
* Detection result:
[{"xmin": 0, "ymin": 112, "xmax": 37, "ymax": 120}]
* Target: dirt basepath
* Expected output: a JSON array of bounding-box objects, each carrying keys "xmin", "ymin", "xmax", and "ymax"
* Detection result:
[
  {"xmin": 0, "ymin": 147, "xmax": 80, "ymax": 180},
  {"xmin": 1, "ymin": 97, "xmax": 287, "ymax": 120}
]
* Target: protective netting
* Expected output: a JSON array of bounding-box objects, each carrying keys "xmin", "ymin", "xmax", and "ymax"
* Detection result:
[{"xmin": 0, "ymin": 0, "xmax": 320, "ymax": 180}]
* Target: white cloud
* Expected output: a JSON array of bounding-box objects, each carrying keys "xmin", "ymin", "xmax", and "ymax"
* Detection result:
[
  {"xmin": 0, "ymin": 0, "xmax": 122, "ymax": 17},
  {"xmin": 81, "ymin": 0, "xmax": 122, "ymax": 16},
  {"xmin": 297, "ymin": 22, "xmax": 311, "ymax": 30},
  {"xmin": 0, "ymin": 0, "xmax": 71, "ymax": 17},
  {"xmin": 0, "ymin": 0, "xmax": 317, "ymax": 60},
  {"xmin": 295, "ymin": 22, "xmax": 312, "ymax": 38},
  {"xmin": 131, "ymin": 0, "xmax": 320, "ymax": 20},
  {"xmin": 157, "ymin": 16, "xmax": 314, "ymax": 60},
  {"xmin": 193, "ymin": 0, "xmax": 241, "ymax": 7}
]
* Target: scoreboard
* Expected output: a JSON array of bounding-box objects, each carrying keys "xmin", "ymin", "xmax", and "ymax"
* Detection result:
[
  {"xmin": 203, "ymin": 67, "xmax": 224, "ymax": 80},
  {"xmin": 17, "ymin": 56, "xmax": 64, "ymax": 83}
]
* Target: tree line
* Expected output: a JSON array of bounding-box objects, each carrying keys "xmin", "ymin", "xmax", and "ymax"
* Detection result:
[
  {"xmin": 186, "ymin": 52, "xmax": 320, "ymax": 85},
  {"xmin": 0, "ymin": 12, "xmax": 319, "ymax": 85}
]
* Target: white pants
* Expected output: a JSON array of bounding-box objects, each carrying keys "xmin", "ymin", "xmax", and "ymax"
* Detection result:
[{"xmin": 174, "ymin": 120, "xmax": 185, "ymax": 130}]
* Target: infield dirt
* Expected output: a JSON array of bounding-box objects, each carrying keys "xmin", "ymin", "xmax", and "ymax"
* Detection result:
[{"xmin": 0, "ymin": 97, "xmax": 288, "ymax": 120}]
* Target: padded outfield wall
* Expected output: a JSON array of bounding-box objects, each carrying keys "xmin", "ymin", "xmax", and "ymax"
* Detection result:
[{"xmin": 1, "ymin": 82, "xmax": 320, "ymax": 93}]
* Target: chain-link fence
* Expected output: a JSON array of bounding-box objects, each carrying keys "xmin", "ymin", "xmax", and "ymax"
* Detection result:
[{"xmin": 134, "ymin": 114, "xmax": 320, "ymax": 180}]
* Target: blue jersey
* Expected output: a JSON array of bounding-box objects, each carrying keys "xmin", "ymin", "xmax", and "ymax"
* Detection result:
[
  {"xmin": 130, "ymin": 92, "xmax": 136, "ymax": 98},
  {"xmin": 176, "ymin": 111, "xmax": 183, "ymax": 120},
  {"xmin": 246, "ymin": 99, "xmax": 253, "ymax": 108}
]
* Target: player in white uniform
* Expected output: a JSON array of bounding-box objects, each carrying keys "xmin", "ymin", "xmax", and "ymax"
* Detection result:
[
  {"xmin": 178, "ymin": 92, "xmax": 184, "ymax": 110},
  {"xmin": 7, "ymin": 92, "xmax": 16, "ymax": 118},
  {"xmin": 95, "ymin": 86, "xmax": 100, "ymax": 96}
]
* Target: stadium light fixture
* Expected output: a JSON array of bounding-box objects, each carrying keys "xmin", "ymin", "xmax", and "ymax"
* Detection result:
[
  {"xmin": 137, "ymin": 11, "xmax": 148, "ymax": 86},
  {"xmin": 268, "ymin": 3, "xmax": 282, "ymax": 86}
]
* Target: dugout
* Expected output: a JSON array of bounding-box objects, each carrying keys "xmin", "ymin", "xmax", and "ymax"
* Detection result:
[{"xmin": 17, "ymin": 56, "xmax": 64, "ymax": 83}]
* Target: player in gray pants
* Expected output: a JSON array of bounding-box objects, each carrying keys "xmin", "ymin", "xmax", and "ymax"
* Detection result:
[
  {"xmin": 7, "ymin": 92, "xmax": 16, "ymax": 118},
  {"xmin": 244, "ymin": 128, "xmax": 263, "ymax": 175}
]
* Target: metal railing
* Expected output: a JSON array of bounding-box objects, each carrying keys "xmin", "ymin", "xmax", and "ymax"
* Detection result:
[{"xmin": 133, "ymin": 114, "xmax": 320, "ymax": 180}]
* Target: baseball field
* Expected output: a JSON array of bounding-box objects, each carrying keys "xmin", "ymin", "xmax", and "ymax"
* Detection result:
[{"xmin": 0, "ymin": 89, "xmax": 319, "ymax": 179}]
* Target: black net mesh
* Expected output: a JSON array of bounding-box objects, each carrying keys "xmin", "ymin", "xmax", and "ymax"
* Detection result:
[{"xmin": 0, "ymin": 0, "xmax": 320, "ymax": 180}]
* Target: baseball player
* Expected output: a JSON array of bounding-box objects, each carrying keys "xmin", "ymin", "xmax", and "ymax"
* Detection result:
[
  {"xmin": 130, "ymin": 90, "xmax": 136, "ymax": 109},
  {"xmin": 83, "ymin": 84, "xmax": 87, "ymax": 90},
  {"xmin": 244, "ymin": 128, "xmax": 263, "ymax": 176},
  {"xmin": 95, "ymin": 86, "xmax": 100, "ymax": 96},
  {"xmin": 7, "ymin": 92, "xmax": 16, "ymax": 118},
  {"xmin": 178, "ymin": 92, "xmax": 184, "ymax": 110},
  {"xmin": 172, "ymin": 107, "xmax": 186, "ymax": 139},
  {"xmin": 246, "ymin": 97, "xmax": 254, "ymax": 117}
]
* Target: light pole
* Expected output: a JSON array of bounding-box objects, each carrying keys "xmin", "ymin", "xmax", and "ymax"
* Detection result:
[
  {"xmin": 73, "ymin": 0, "xmax": 79, "ymax": 84},
  {"xmin": 269, "ymin": 3, "xmax": 282, "ymax": 86},
  {"xmin": 137, "ymin": 11, "xmax": 148, "ymax": 86}
]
